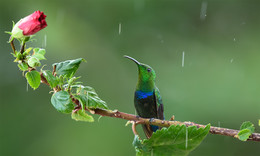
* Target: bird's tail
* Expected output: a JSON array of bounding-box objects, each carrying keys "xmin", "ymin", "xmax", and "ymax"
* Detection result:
[{"xmin": 142, "ymin": 124, "xmax": 160, "ymax": 138}]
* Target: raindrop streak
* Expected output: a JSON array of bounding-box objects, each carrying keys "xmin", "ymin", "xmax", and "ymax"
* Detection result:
[
  {"xmin": 182, "ymin": 51, "xmax": 185, "ymax": 67},
  {"xmin": 119, "ymin": 23, "xmax": 122, "ymax": 35},
  {"xmin": 230, "ymin": 59, "xmax": 234, "ymax": 63},
  {"xmin": 42, "ymin": 34, "xmax": 47, "ymax": 48},
  {"xmin": 98, "ymin": 116, "xmax": 102, "ymax": 122},
  {"xmin": 26, "ymin": 81, "xmax": 29, "ymax": 92},
  {"xmin": 185, "ymin": 128, "xmax": 188, "ymax": 149},
  {"xmin": 233, "ymin": 38, "xmax": 236, "ymax": 42},
  {"xmin": 218, "ymin": 121, "xmax": 221, "ymax": 128},
  {"xmin": 200, "ymin": 1, "xmax": 208, "ymax": 21}
]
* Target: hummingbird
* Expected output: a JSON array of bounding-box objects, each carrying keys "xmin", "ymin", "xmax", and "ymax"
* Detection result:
[{"xmin": 124, "ymin": 55, "xmax": 164, "ymax": 138}]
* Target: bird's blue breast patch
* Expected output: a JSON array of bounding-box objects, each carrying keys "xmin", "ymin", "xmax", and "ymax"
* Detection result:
[{"xmin": 135, "ymin": 91, "xmax": 153, "ymax": 99}]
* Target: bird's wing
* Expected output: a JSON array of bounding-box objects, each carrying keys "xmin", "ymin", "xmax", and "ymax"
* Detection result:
[
  {"xmin": 142, "ymin": 88, "xmax": 163, "ymax": 138},
  {"xmin": 154, "ymin": 86, "xmax": 164, "ymax": 120}
]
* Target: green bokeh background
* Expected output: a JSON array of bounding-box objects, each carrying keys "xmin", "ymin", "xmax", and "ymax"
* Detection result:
[{"xmin": 1, "ymin": 0, "xmax": 259, "ymax": 155}]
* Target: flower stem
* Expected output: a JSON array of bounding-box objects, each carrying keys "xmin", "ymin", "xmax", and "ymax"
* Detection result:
[
  {"xmin": 10, "ymin": 39, "xmax": 16, "ymax": 54},
  {"xmin": 20, "ymin": 40, "xmax": 26, "ymax": 54}
]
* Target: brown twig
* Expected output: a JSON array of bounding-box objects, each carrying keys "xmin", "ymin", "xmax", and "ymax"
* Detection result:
[
  {"xmin": 52, "ymin": 65, "xmax": 56, "ymax": 76},
  {"xmin": 131, "ymin": 121, "xmax": 139, "ymax": 136},
  {"xmin": 90, "ymin": 108, "xmax": 260, "ymax": 142},
  {"xmin": 10, "ymin": 38, "xmax": 16, "ymax": 54}
]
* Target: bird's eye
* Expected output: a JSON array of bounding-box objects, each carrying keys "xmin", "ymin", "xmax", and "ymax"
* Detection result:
[{"xmin": 147, "ymin": 68, "xmax": 151, "ymax": 72}]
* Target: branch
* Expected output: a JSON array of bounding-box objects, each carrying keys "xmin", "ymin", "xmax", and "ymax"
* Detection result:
[
  {"xmin": 10, "ymin": 42, "xmax": 260, "ymax": 142},
  {"xmin": 36, "ymin": 60, "xmax": 260, "ymax": 142},
  {"xmin": 89, "ymin": 108, "xmax": 260, "ymax": 142}
]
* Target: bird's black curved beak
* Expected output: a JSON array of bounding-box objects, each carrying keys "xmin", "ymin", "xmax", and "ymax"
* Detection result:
[{"xmin": 124, "ymin": 55, "xmax": 141, "ymax": 65}]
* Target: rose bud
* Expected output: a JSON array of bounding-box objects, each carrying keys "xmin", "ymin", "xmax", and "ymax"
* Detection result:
[{"xmin": 11, "ymin": 10, "xmax": 47, "ymax": 39}]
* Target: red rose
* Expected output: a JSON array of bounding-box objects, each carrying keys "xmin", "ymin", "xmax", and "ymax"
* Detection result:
[{"xmin": 11, "ymin": 11, "xmax": 47, "ymax": 38}]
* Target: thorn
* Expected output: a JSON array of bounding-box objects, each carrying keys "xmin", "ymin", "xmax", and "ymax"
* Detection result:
[{"xmin": 170, "ymin": 115, "xmax": 175, "ymax": 121}]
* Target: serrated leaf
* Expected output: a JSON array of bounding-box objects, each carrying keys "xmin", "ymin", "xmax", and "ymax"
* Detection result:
[
  {"xmin": 33, "ymin": 48, "xmax": 46, "ymax": 60},
  {"xmin": 28, "ymin": 57, "xmax": 41, "ymax": 67},
  {"xmin": 18, "ymin": 62, "xmax": 28, "ymax": 71},
  {"xmin": 240, "ymin": 121, "xmax": 255, "ymax": 133},
  {"xmin": 52, "ymin": 58, "xmax": 85, "ymax": 78},
  {"xmin": 133, "ymin": 135, "xmax": 145, "ymax": 154},
  {"xmin": 73, "ymin": 94, "xmax": 87, "ymax": 110},
  {"xmin": 80, "ymin": 86, "xmax": 108, "ymax": 109},
  {"xmin": 88, "ymin": 95, "xmax": 108, "ymax": 109},
  {"xmin": 71, "ymin": 109, "xmax": 94, "ymax": 122},
  {"xmin": 237, "ymin": 129, "xmax": 251, "ymax": 141},
  {"xmin": 134, "ymin": 124, "xmax": 210, "ymax": 156},
  {"xmin": 23, "ymin": 47, "xmax": 32, "ymax": 56},
  {"xmin": 42, "ymin": 70, "xmax": 58, "ymax": 88},
  {"xmin": 34, "ymin": 48, "xmax": 46, "ymax": 56},
  {"xmin": 70, "ymin": 85, "xmax": 108, "ymax": 109},
  {"xmin": 51, "ymin": 91, "xmax": 74, "ymax": 113},
  {"xmin": 238, "ymin": 121, "xmax": 255, "ymax": 141},
  {"xmin": 25, "ymin": 70, "xmax": 41, "ymax": 90},
  {"xmin": 33, "ymin": 53, "xmax": 46, "ymax": 60}
]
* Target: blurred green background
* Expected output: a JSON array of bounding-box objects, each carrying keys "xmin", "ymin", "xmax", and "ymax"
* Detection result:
[{"xmin": 1, "ymin": 0, "xmax": 259, "ymax": 155}]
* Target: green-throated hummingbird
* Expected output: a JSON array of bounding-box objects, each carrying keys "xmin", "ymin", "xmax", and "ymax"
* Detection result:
[{"xmin": 124, "ymin": 55, "xmax": 164, "ymax": 138}]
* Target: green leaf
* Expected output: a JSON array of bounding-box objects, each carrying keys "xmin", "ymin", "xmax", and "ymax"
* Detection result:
[
  {"xmin": 53, "ymin": 58, "xmax": 85, "ymax": 78},
  {"xmin": 33, "ymin": 53, "xmax": 46, "ymax": 60},
  {"xmin": 33, "ymin": 48, "xmax": 46, "ymax": 60},
  {"xmin": 42, "ymin": 70, "xmax": 58, "ymax": 88},
  {"xmin": 14, "ymin": 52, "xmax": 23, "ymax": 62},
  {"xmin": 25, "ymin": 70, "xmax": 41, "ymax": 90},
  {"xmin": 34, "ymin": 48, "xmax": 46, "ymax": 56},
  {"xmin": 73, "ymin": 94, "xmax": 87, "ymax": 110},
  {"xmin": 28, "ymin": 57, "xmax": 41, "ymax": 67},
  {"xmin": 240, "ymin": 121, "xmax": 255, "ymax": 133},
  {"xmin": 134, "ymin": 124, "xmax": 210, "ymax": 156},
  {"xmin": 51, "ymin": 91, "xmax": 74, "ymax": 113},
  {"xmin": 23, "ymin": 47, "xmax": 32, "ymax": 56},
  {"xmin": 77, "ymin": 85, "xmax": 108, "ymax": 109},
  {"xmin": 237, "ymin": 129, "xmax": 251, "ymax": 141},
  {"xmin": 238, "ymin": 121, "xmax": 255, "ymax": 141},
  {"xmin": 88, "ymin": 95, "xmax": 108, "ymax": 109},
  {"xmin": 18, "ymin": 62, "xmax": 28, "ymax": 71},
  {"xmin": 133, "ymin": 135, "xmax": 144, "ymax": 154},
  {"xmin": 71, "ymin": 109, "xmax": 94, "ymax": 122}
]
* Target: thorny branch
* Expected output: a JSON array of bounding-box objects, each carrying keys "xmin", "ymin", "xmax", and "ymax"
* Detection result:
[{"xmin": 10, "ymin": 42, "xmax": 260, "ymax": 142}]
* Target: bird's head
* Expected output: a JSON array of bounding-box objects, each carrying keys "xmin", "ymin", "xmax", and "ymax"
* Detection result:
[{"xmin": 124, "ymin": 55, "xmax": 156, "ymax": 82}]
